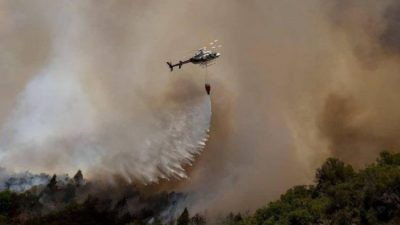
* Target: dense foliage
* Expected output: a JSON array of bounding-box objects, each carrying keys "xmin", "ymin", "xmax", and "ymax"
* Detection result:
[
  {"xmin": 1, "ymin": 152, "xmax": 400, "ymax": 225},
  {"xmin": 222, "ymin": 151, "xmax": 400, "ymax": 225}
]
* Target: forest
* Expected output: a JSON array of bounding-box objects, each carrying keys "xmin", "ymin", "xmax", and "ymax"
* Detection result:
[{"xmin": 1, "ymin": 151, "xmax": 400, "ymax": 225}]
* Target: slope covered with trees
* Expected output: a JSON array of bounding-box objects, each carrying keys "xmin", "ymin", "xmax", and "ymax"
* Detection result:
[
  {"xmin": 1, "ymin": 152, "xmax": 400, "ymax": 225},
  {"xmin": 223, "ymin": 151, "xmax": 400, "ymax": 225}
]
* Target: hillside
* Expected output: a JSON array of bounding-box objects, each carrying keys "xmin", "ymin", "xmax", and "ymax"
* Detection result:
[
  {"xmin": 221, "ymin": 151, "xmax": 400, "ymax": 225},
  {"xmin": 1, "ymin": 152, "xmax": 400, "ymax": 225}
]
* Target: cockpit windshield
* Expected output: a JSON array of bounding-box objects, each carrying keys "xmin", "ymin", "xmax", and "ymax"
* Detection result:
[{"xmin": 195, "ymin": 49, "xmax": 204, "ymax": 56}]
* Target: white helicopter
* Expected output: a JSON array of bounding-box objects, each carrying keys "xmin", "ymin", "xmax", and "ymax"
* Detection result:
[{"xmin": 166, "ymin": 40, "xmax": 222, "ymax": 95}]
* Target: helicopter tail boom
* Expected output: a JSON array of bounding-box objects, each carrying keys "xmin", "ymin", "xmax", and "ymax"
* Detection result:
[
  {"xmin": 167, "ymin": 62, "xmax": 173, "ymax": 71},
  {"xmin": 167, "ymin": 60, "xmax": 191, "ymax": 71}
]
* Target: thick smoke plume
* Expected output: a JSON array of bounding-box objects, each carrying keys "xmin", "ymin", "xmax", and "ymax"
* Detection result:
[
  {"xmin": 1, "ymin": 0, "xmax": 400, "ymax": 217},
  {"xmin": 313, "ymin": 0, "xmax": 400, "ymax": 166}
]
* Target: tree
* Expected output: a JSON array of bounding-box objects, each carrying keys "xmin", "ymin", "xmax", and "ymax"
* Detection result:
[
  {"xmin": 47, "ymin": 175, "xmax": 57, "ymax": 192},
  {"xmin": 0, "ymin": 190, "xmax": 12, "ymax": 216},
  {"xmin": 377, "ymin": 151, "xmax": 400, "ymax": 166},
  {"xmin": 316, "ymin": 158, "xmax": 354, "ymax": 189},
  {"xmin": 191, "ymin": 214, "xmax": 206, "ymax": 225},
  {"xmin": 177, "ymin": 208, "xmax": 189, "ymax": 225},
  {"xmin": 73, "ymin": 170, "xmax": 84, "ymax": 186}
]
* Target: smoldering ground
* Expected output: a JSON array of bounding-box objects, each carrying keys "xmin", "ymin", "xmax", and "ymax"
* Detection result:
[{"xmin": 1, "ymin": 0, "xmax": 400, "ymax": 218}]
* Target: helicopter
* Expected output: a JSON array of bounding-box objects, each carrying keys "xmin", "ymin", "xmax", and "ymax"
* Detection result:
[
  {"xmin": 166, "ymin": 48, "xmax": 220, "ymax": 71},
  {"xmin": 166, "ymin": 40, "xmax": 221, "ymax": 95}
]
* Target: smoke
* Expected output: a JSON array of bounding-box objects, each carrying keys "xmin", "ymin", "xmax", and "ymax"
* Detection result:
[
  {"xmin": 175, "ymin": 0, "xmax": 400, "ymax": 215},
  {"xmin": 0, "ymin": 1, "xmax": 211, "ymax": 184},
  {"xmin": 1, "ymin": 0, "xmax": 400, "ymax": 218},
  {"xmin": 311, "ymin": 0, "xmax": 400, "ymax": 167},
  {"xmin": 0, "ymin": 168, "xmax": 50, "ymax": 192}
]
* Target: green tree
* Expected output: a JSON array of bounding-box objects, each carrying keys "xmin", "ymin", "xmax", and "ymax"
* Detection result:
[
  {"xmin": 316, "ymin": 158, "xmax": 354, "ymax": 189},
  {"xmin": 377, "ymin": 151, "xmax": 400, "ymax": 166}
]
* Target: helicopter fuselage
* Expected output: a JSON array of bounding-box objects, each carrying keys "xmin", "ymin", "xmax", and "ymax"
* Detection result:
[
  {"xmin": 190, "ymin": 50, "xmax": 220, "ymax": 64},
  {"xmin": 166, "ymin": 49, "xmax": 220, "ymax": 71}
]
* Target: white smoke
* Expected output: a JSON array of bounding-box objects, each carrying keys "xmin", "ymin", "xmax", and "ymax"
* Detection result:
[
  {"xmin": 0, "ymin": 1, "xmax": 212, "ymax": 184},
  {"xmin": 0, "ymin": 168, "xmax": 50, "ymax": 192},
  {"xmin": 0, "ymin": 56, "xmax": 212, "ymax": 184}
]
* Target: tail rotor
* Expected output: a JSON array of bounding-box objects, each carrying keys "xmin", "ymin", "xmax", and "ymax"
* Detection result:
[{"xmin": 166, "ymin": 62, "xmax": 173, "ymax": 71}]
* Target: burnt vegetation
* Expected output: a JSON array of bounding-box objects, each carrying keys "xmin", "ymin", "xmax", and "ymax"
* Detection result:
[{"xmin": 2, "ymin": 152, "xmax": 400, "ymax": 224}]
